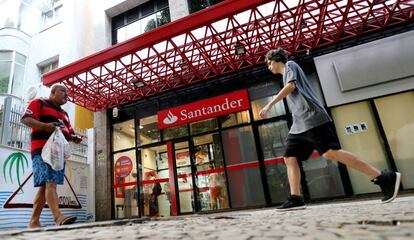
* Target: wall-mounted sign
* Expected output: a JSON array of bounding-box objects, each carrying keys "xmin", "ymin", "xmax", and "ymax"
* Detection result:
[
  {"xmin": 157, "ymin": 89, "xmax": 250, "ymax": 129},
  {"xmin": 345, "ymin": 122, "xmax": 368, "ymax": 135},
  {"xmin": 114, "ymin": 156, "xmax": 133, "ymax": 178}
]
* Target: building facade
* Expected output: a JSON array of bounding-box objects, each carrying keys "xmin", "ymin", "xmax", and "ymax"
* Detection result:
[{"xmin": 37, "ymin": 0, "xmax": 414, "ymax": 221}]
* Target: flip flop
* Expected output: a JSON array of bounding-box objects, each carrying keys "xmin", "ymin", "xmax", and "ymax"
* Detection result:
[{"xmin": 57, "ymin": 216, "xmax": 77, "ymax": 225}]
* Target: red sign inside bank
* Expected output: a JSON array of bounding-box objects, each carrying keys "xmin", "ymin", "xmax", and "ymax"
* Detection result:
[{"xmin": 157, "ymin": 89, "xmax": 250, "ymax": 129}]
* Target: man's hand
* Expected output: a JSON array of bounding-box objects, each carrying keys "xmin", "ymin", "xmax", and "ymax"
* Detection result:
[
  {"xmin": 259, "ymin": 105, "xmax": 271, "ymax": 118},
  {"xmin": 71, "ymin": 135, "xmax": 83, "ymax": 143},
  {"xmin": 42, "ymin": 122, "xmax": 57, "ymax": 132}
]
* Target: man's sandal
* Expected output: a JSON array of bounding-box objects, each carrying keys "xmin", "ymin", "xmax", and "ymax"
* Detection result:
[{"xmin": 56, "ymin": 216, "xmax": 77, "ymax": 225}]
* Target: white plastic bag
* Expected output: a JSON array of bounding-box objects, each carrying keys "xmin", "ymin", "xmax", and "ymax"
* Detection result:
[{"xmin": 41, "ymin": 127, "xmax": 71, "ymax": 171}]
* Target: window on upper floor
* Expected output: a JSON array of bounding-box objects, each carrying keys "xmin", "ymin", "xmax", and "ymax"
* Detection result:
[
  {"xmin": 39, "ymin": 59, "xmax": 59, "ymax": 75},
  {"xmin": 112, "ymin": 0, "xmax": 170, "ymax": 45},
  {"xmin": 0, "ymin": 51, "xmax": 27, "ymax": 96},
  {"xmin": 41, "ymin": 0, "xmax": 62, "ymax": 29},
  {"xmin": 187, "ymin": 0, "xmax": 224, "ymax": 14}
]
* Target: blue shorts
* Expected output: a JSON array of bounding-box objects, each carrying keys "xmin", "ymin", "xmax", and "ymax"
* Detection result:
[{"xmin": 32, "ymin": 154, "xmax": 65, "ymax": 187}]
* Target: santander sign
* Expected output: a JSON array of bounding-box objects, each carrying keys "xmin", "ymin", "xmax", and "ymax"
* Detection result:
[{"xmin": 158, "ymin": 89, "xmax": 250, "ymax": 129}]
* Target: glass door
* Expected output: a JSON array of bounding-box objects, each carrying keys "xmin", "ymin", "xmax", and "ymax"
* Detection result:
[
  {"xmin": 139, "ymin": 144, "xmax": 171, "ymax": 217},
  {"xmin": 174, "ymin": 141, "xmax": 195, "ymax": 213},
  {"xmin": 193, "ymin": 133, "xmax": 229, "ymax": 211}
]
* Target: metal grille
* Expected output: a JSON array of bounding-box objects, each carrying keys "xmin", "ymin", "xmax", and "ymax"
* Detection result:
[{"xmin": 43, "ymin": 0, "xmax": 414, "ymax": 112}]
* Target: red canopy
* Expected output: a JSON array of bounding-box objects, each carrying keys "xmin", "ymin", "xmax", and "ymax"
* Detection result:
[{"xmin": 43, "ymin": 0, "xmax": 414, "ymax": 111}]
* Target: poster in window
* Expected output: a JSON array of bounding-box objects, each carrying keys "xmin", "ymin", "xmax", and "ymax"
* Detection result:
[
  {"xmin": 194, "ymin": 145, "xmax": 209, "ymax": 165},
  {"xmin": 175, "ymin": 149, "xmax": 190, "ymax": 167},
  {"xmin": 157, "ymin": 152, "xmax": 168, "ymax": 169}
]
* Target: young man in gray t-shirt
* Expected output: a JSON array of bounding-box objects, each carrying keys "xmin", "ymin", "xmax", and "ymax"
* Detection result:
[{"xmin": 259, "ymin": 48, "xmax": 401, "ymax": 211}]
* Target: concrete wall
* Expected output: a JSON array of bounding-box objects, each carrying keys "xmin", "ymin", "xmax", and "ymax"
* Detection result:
[{"xmin": 314, "ymin": 30, "xmax": 414, "ymax": 107}]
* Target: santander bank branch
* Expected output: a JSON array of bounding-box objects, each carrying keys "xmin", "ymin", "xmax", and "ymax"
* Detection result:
[
  {"xmin": 41, "ymin": 0, "xmax": 414, "ymax": 221},
  {"xmin": 110, "ymin": 66, "xmax": 347, "ymax": 219}
]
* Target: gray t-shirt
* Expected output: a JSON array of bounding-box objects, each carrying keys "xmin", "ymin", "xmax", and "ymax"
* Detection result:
[{"xmin": 283, "ymin": 61, "xmax": 331, "ymax": 134}]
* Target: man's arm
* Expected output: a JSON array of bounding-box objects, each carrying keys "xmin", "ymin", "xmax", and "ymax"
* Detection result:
[
  {"xmin": 21, "ymin": 117, "xmax": 56, "ymax": 132},
  {"xmin": 259, "ymin": 82, "xmax": 296, "ymax": 118}
]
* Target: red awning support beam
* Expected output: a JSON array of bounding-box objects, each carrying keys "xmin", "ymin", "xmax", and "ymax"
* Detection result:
[
  {"xmin": 43, "ymin": 0, "xmax": 414, "ymax": 111},
  {"xmin": 43, "ymin": 0, "xmax": 269, "ymax": 86}
]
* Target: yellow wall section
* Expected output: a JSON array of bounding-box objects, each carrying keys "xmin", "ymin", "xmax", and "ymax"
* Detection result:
[{"xmin": 75, "ymin": 105, "xmax": 94, "ymax": 130}]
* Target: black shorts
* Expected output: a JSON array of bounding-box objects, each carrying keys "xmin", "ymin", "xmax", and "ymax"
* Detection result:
[{"xmin": 284, "ymin": 122, "xmax": 341, "ymax": 161}]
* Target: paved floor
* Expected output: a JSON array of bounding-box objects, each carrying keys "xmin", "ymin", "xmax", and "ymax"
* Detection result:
[{"xmin": 1, "ymin": 195, "xmax": 413, "ymax": 240}]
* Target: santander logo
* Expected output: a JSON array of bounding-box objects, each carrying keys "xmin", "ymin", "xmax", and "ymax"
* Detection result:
[
  {"xmin": 163, "ymin": 111, "xmax": 178, "ymax": 125},
  {"xmin": 158, "ymin": 89, "xmax": 250, "ymax": 129}
]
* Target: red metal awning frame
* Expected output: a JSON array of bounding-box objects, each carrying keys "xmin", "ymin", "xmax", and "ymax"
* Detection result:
[{"xmin": 43, "ymin": 0, "xmax": 414, "ymax": 112}]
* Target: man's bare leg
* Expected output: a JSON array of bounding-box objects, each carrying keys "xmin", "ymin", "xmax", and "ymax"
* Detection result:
[
  {"xmin": 323, "ymin": 149, "xmax": 380, "ymax": 178},
  {"xmin": 45, "ymin": 183, "xmax": 64, "ymax": 224},
  {"xmin": 29, "ymin": 186, "xmax": 46, "ymax": 228},
  {"xmin": 284, "ymin": 157, "xmax": 302, "ymax": 196}
]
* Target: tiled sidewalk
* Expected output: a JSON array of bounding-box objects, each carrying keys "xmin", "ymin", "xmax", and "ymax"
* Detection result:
[{"xmin": 1, "ymin": 195, "xmax": 413, "ymax": 240}]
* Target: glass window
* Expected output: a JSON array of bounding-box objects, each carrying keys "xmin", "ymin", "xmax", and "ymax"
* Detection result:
[
  {"xmin": 219, "ymin": 110, "xmax": 250, "ymax": 128},
  {"xmin": 193, "ymin": 133, "xmax": 229, "ymax": 211},
  {"xmin": 11, "ymin": 61, "xmax": 26, "ymax": 97},
  {"xmin": 258, "ymin": 120, "xmax": 289, "ymax": 203},
  {"xmin": 249, "ymin": 80, "xmax": 286, "ymax": 120},
  {"xmin": 41, "ymin": 0, "xmax": 62, "ymax": 28},
  {"xmin": 190, "ymin": 118, "xmax": 217, "ymax": 135},
  {"xmin": 188, "ymin": 0, "xmax": 224, "ymax": 14},
  {"xmin": 0, "ymin": 51, "xmax": 27, "ymax": 95},
  {"xmin": 162, "ymin": 125, "xmax": 188, "ymax": 141},
  {"xmin": 39, "ymin": 60, "xmax": 59, "ymax": 75},
  {"xmin": 221, "ymin": 126, "xmax": 265, "ymax": 208},
  {"xmin": 174, "ymin": 141, "xmax": 194, "ymax": 213},
  {"xmin": 112, "ymin": 119, "xmax": 135, "ymax": 151},
  {"xmin": 138, "ymin": 115, "xmax": 160, "ymax": 145},
  {"xmin": 117, "ymin": 26, "xmax": 127, "ymax": 43},
  {"xmin": 156, "ymin": 8, "xmax": 170, "ymax": 26},
  {"xmin": 125, "ymin": 20, "xmax": 142, "ymax": 40},
  {"xmin": 0, "ymin": 61, "xmax": 11, "ymax": 94},
  {"xmin": 142, "ymin": 13, "xmax": 157, "ymax": 33},
  {"xmin": 302, "ymin": 157, "xmax": 345, "ymax": 199},
  {"xmin": 0, "ymin": 51, "xmax": 12, "ymax": 94},
  {"xmin": 113, "ymin": 150, "xmax": 138, "ymax": 219},
  {"xmin": 112, "ymin": 4, "xmax": 171, "ymax": 44}
]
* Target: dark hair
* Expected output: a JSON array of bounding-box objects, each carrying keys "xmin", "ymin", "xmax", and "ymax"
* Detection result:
[{"xmin": 265, "ymin": 48, "xmax": 288, "ymax": 64}]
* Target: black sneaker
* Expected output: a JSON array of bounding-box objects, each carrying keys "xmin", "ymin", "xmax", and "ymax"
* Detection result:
[
  {"xmin": 276, "ymin": 195, "xmax": 306, "ymax": 211},
  {"xmin": 371, "ymin": 170, "xmax": 401, "ymax": 203}
]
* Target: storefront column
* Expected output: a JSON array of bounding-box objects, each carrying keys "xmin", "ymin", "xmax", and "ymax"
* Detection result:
[
  {"xmin": 167, "ymin": 141, "xmax": 178, "ymax": 216},
  {"xmin": 94, "ymin": 111, "xmax": 112, "ymax": 220}
]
